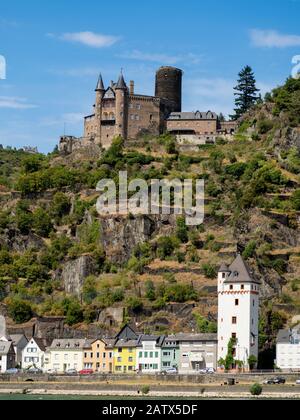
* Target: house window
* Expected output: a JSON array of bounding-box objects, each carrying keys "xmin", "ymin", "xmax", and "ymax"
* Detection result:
[
  {"xmin": 235, "ymin": 299, "xmax": 239, "ymax": 306},
  {"xmin": 128, "ymin": 357, "xmax": 133, "ymax": 362},
  {"xmin": 232, "ymin": 317, "xmax": 237, "ymax": 325},
  {"xmin": 117, "ymin": 357, "xmax": 122, "ymax": 363},
  {"xmin": 139, "ymin": 352, "xmax": 143, "ymax": 358},
  {"xmin": 118, "ymin": 348, "xmax": 122, "ymax": 353},
  {"xmin": 97, "ymin": 353, "xmax": 100, "ymax": 359},
  {"xmin": 144, "ymin": 352, "xmax": 148, "ymax": 358},
  {"xmin": 155, "ymin": 352, "xmax": 159, "ymax": 358},
  {"xmin": 150, "ymin": 352, "xmax": 153, "ymax": 358}
]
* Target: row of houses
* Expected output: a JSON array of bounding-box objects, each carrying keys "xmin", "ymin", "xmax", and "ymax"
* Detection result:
[
  {"xmin": 0, "ymin": 325, "xmax": 218, "ymax": 374},
  {"xmin": 0, "ymin": 254, "xmax": 263, "ymax": 374}
]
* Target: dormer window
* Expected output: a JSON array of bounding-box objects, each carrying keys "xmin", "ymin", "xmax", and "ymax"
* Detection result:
[{"xmin": 234, "ymin": 271, "xmax": 239, "ymax": 278}]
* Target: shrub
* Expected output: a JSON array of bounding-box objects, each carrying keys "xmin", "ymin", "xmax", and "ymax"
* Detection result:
[
  {"xmin": 291, "ymin": 190, "xmax": 300, "ymax": 211},
  {"xmin": 243, "ymin": 241, "xmax": 257, "ymax": 260},
  {"xmin": 8, "ymin": 299, "xmax": 33, "ymax": 324},
  {"xmin": 202, "ymin": 263, "xmax": 217, "ymax": 279},
  {"xmin": 33, "ymin": 208, "xmax": 53, "ymax": 238},
  {"xmin": 126, "ymin": 296, "xmax": 143, "ymax": 313},
  {"xmin": 65, "ymin": 301, "xmax": 84, "ymax": 326},
  {"xmin": 225, "ymin": 162, "xmax": 248, "ymax": 179},
  {"xmin": 164, "ymin": 284, "xmax": 197, "ymax": 303},
  {"xmin": 195, "ymin": 314, "xmax": 217, "ymax": 333},
  {"xmin": 156, "ymin": 236, "xmax": 179, "ymax": 260},
  {"xmin": 257, "ymin": 119, "xmax": 274, "ymax": 134},
  {"xmin": 50, "ymin": 192, "xmax": 71, "ymax": 223},
  {"xmin": 176, "ymin": 217, "xmax": 189, "ymax": 244},
  {"xmin": 145, "ymin": 280, "xmax": 156, "ymax": 301},
  {"xmin": 250, "ymin": 383, "xmax": 263, "ymax": 396},
  {"xmin": 141, "ymin": 385, "xmax": 150, "ymax": 395}
]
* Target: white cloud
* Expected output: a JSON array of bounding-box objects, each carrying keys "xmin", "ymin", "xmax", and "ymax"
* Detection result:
[
  {"xmin": 250, "ymin": 29, "xmax": 300, "ymax": 48},
  {"xmin": 119, "ymin": 50, "xmax": 201, "ymax": 65},
  {"xmin": 0, "ymin": 96, "xmax": 37, "ymax": 109},
  {"xmin": 58, "ymin": 31, "xmax": 120, "ymax": 48}
]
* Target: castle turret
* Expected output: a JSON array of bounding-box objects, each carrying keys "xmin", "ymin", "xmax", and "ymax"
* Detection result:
[
  {"xmin": 115, "ymin": 71, "xmax": 128, "ymax": 139},
  {"xmin": 95, "ymin": 74, "xmax": 105, "ymax": 144}
]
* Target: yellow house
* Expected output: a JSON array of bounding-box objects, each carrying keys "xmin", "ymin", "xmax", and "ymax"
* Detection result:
[
  {"xmin": 83, "ymin": 339, "xmax": 115, "ymax": 373},
  {"xmin": 113, "ymin": 339, "xmax": 137, "ymax": 374}
]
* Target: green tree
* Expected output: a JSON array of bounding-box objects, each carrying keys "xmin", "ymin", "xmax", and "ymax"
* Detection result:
[
  {"xmin": 176, "ymin": 217, "xmax": 189, "ymax": 244},
  {"xmin": 65, "ymin": 301, "xmax": 84, "ymax": 326},
  {"xmin": 243, "ymin": 241, "xmax": 257, "ymax": 260},
  {"xmin": 231, "ymin": 66, "xmax": 260, "ymax": 120},
  {"xmin": 291, "ymin": 190, "xmax": 300, "ymax": 211},
  {"xmin": 50, "ymin": 192, "xmax": 71, "ymax": 223},
  {"xmin": 33, "ymin": 208, "xmax": 53, "ymax": 237},
  {"xmin": 8, "ymin": 299, "xmax": 33, "ymax": 324},
  {"xmin": 145, "ymin": 280, "xmax": 156, "ymax": 301},
  {"xmin": 248, "ymin": 355, "xmax": 258, "ymax": 370}
]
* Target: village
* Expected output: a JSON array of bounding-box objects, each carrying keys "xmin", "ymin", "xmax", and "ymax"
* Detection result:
[{"xmin": 1, "ymin": 255, "xmax": 299, "ymax": 378}]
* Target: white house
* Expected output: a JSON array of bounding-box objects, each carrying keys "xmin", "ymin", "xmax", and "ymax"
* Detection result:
[
  {"xmin": 217, "ymin": 254, "xmax": 260, "ymax": 370},
  {"xmin": 22, "ymin": 338, "xmax": 47, "ymax": 371},
  {"xmin": 0, "ymin": 341, "xmax": 16, "ymax": 373},
  {"xmin": 276, "ymin": 326, "xmax": 300, "ymax": 371},
  {"xmin": 45, "ymin": 339, "xmax": 88, "ymax": 373},
  {"xmin": 136, "ymin": 335, "xmax": 164, "ymax": 373}
]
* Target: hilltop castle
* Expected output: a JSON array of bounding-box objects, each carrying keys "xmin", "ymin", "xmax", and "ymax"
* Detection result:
[{"xmin": 59, "ymin": 66, "xmax": 236, "ymax": 154}]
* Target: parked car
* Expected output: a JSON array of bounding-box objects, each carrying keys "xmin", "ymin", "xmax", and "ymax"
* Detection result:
[
  {"xmin": 199, "ymin": 368, "xmax": 215, "ymax": 374},
  {"xmin": 162, "ymin": 368, "xmax": 178, "ymax": 375},
  {"xmin": 5, "ymin": 368, "xmax": 20, "ymax": 375},
  {"xmin": 26, "ymin": 368, "xmax": 43, "ymax": 374},
  {"xmin": 46, "ymin": 369, "xmax": 58, "ymax": 375},
  {"xmin": 296, "ymin": 379, "xmax": 300, "ymax": 385},
  {"xmin": 65, "ymin": 369, "xmax": 78, "ymax": 376},
  {"xmin": 263, "ymin": 377, "xmax": 286, "ymax": 385},
  {"xmin": 206, "ymin": 368, "xmax": 216, "ymax": 374},
  {"xmin": 79, "ymin": 369, "xmax": 94, "ymax": 376}
]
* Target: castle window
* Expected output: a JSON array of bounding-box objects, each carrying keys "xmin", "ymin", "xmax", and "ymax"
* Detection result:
[
  {"xmin": 135, "ymin": 115, "xmax": 140, "ymax": 121},
  {"xmin": 136, "ymin": 104, "xmax": 141, "ymax": 110},
  {"xmin": 131, "ymin": 115, "xmax": 135, "ymax": 120},
  {"xmin": 150, "ymin": 114, "xmax": 153, "ymax": 122}
]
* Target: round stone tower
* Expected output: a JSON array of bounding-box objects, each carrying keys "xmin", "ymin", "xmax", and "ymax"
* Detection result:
[{"xmin": 155, "ymin": 66, "xmax": 183, "ymax": 113}]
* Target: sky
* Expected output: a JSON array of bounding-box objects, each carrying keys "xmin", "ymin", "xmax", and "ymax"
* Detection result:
[{"xmin": 0, "ymin": 0, "xmax": 300, "ymax": 153}]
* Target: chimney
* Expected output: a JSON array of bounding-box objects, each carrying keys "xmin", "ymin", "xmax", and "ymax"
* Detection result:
[{"xmin": 130, "ymin": 80, "xmax": 135, "ymax": 95}]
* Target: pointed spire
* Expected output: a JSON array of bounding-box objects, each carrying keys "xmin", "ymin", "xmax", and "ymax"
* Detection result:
[
  {"xmin": 95, "ymin": 74, "xmax": 105, "ymax": 92},
  {"xmin": 115, "ymin": 69, "xmax": 127, "ymax": 90}
]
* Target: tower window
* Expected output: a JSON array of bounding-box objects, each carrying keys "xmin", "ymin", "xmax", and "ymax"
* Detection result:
[
  {"xmin": 230, "ymin": 285, "xmax": 234, "ymax": 290},
  {"xmin": 232, "ymin": 317, "xmax": 237, "ymax": 325},
  {"xmin": 235, "ymin": 299, "xmax": 239, "ymax": 306},
  {"xmin": 241, "ymin": 285, "xmax": 245, "ymax": 290},
  {"xmin": 232, "ymin": 333, "xmax": 237, "ymax": 339},
  {"xmin": 222, "ymin": 273, "xmax": 226, "ymax": 279}
]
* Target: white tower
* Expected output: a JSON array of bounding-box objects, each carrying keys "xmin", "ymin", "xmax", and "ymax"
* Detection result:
[{"xmin": 217, "ymin": 254, "xmax": 260, "ymax": 370}]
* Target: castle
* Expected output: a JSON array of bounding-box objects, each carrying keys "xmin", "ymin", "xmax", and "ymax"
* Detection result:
[{"xmin": 59, "ymin": 66, "xmax": 236, "ymax": 154}]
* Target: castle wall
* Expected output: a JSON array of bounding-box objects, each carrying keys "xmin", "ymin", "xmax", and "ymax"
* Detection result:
[
  {"xmin": 167, "ymin": 119, "xmax": 218, "ymax": 135},
  {"xmin": 127, "ymin": 96, "xmax": 161, "ymax": 138}
]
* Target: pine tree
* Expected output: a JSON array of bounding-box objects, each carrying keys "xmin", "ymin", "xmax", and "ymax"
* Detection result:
[{"xmin": 231, "ymin": 66, "xmax": 260, "ymax": 120}]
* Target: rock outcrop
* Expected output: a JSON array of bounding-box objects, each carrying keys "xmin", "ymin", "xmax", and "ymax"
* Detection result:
[{"xmin": 60, "ymin": 255, "xmax": 96, "ymax": 297}]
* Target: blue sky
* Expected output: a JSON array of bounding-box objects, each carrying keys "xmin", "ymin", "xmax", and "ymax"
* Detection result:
[{"xmin": 0, "ymin": 0, "xmax": 300, "ymax": 153}]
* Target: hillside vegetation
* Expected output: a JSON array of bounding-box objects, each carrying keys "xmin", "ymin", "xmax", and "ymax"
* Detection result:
[{"xmin": 1, "ymin": 77, "xmax": 300, "ymax": 367}]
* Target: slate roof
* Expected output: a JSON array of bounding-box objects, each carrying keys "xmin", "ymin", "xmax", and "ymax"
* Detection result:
[
  {"xmin": 168, "ymin": 111, "xmax": 217, "ymax": 120},
  {"xmin": 0, "ymin": 341, "xmax": 14, "ymax": 355},
  {"xmin": 114, "ymin": 339, "xmax": 139, "ymax": 348},
  {"xmin": 137, "ymin": 335, "xmax": 165, "ymax": 347},
  {"xmin": 277, "ymin": 329, "xmax": 291, "ymax": 344},
  {"xmin": 10, "ymin": 334, "xmax": 28, "ymax": 347},
  {"xmin": 95, "ymin": 74, "xmax": 105, "ymax": 91},
  {"xmin": 49, "ymin": 339, "xmax": 89, "ymax": 350},
  {"xmin": 166, "ymin": 333, "xmax": 218, "ymax": 343},
  {"xmin": 224, "ymin": 254, "xmax": 260, "ymax": 284},
  {"xmin": 115, "ymin": 72, "xmax": 127, "ymax": 90}
]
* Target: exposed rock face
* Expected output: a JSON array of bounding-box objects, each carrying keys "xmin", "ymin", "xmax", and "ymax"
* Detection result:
[
  {"xmin": 273, "ymin": 127, "xmax": 300, "ymax": 153},
  {"xmin": 0, "ymin": 229, "xmax": 45, "ymax": 253},
  {"xmin": 60, "ymin": 255, "xmax": 96, "ymax": 297},
  {"xmin": 100, "ymin": 215, "xmax": 158, "ymax": 264}
]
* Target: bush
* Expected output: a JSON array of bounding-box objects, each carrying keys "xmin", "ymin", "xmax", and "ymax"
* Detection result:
[
  {"xmin": 145, "ymin": 280, "xmax": 156, "ymax": 301},
  {"xmin": 176, "ymin": 217, "xmax": 189, "ymax": 244},
  {"xmin": 8, "ymin": 299, "xmax": 33, "ymax": 324},
  {"xmin": 291, "ymin": 190, "xmax": 300, "ymax": 211},
  {"xmin": 33, "ymin": 208, "xmax": 53, "ymax": 238},
  {"xmin": 50, "ymin": 192, "xmax": 71, "ymax": 223},
  {"xmin": 250, "ymin": 383, "xmax": 263, "ymax": 396},
  {"xmin": 257, "ymin": 119, "xmax": 274, "ymax": 134},
  {"xmin": 141, "ymin": 385, "xmax": 150, "ymax": 395},
  {"xmin": 202, "ymin": 263, "xmax": 217, "ymax": 279},
  {"xmin": 65, "ymin": 301, "xmax": 84, "ymax": 326},
  {"xmin": 126, "ymin": 296, "xmax": 143, "ymax": 313},
  {"xmin": 243, "ymin": 241, "xmax": 257, "ymax": 260},
  {"xmin": 156, "ymin": 236, "xmax": 179, "ymax": 260},
  {"xmin": 164, "ymin": 284, "xmax": 197, "ymax": 303}
]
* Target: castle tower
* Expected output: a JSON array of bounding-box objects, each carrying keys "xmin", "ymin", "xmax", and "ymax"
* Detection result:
[
  {"xmin": 217, "ymin": 255, "xmax": 260, "ymax": 370},
  {"xmin": 115, "ymin": 71, "xmax": 128, "ymax": 139},
  {"xmin": 155, "ymin": 66, "xmax": 183, "ymax": 113},
  {"xmin": 95, "ymin": 74, "xmax": 105, "ymax": 144}
]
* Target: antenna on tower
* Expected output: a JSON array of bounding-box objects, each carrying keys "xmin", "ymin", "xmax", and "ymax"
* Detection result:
[{"xmin": 64, "ymin": 122, "xmax": 66, "ymax": 136}]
